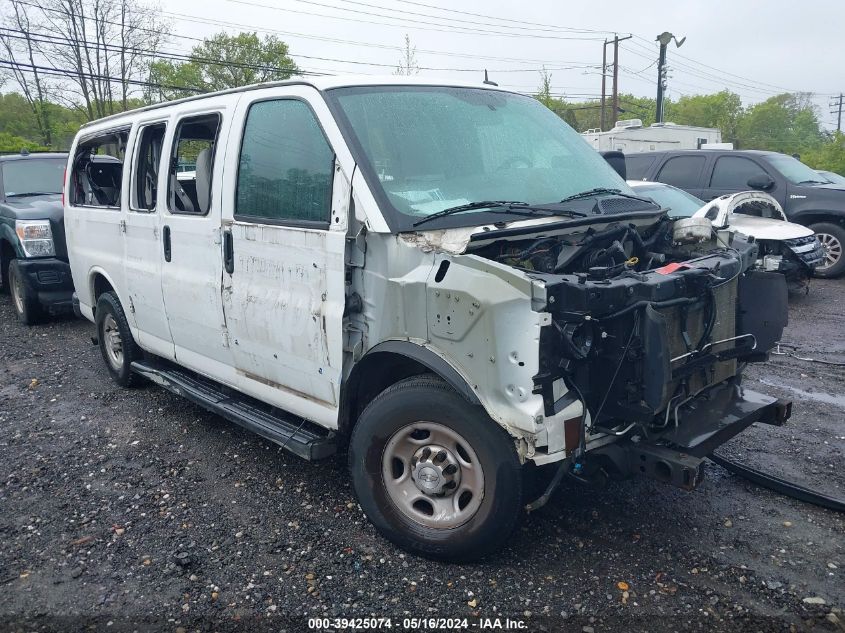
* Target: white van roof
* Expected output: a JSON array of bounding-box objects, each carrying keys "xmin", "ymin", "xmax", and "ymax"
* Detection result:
[{"xmin": 79, "ymin": 74, "xmax": 513, "ymax": 130}]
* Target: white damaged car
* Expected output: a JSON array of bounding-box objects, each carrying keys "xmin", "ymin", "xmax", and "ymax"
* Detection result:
[{"xmin": 629, "ymin": 181, "xmax": 825, "ymax": 289}]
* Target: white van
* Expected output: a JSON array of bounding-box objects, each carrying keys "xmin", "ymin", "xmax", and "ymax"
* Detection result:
[{"xmin": 65, "ymin": 77, "xmax": 791, "ymax": 560}]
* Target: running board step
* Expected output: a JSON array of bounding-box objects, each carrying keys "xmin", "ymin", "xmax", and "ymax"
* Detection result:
[{"xmin": 130, "ymin": 360, "xmax": 336, "ymax": 460}]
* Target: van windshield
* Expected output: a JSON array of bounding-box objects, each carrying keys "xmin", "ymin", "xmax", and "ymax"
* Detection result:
[{"xmin": 328, "ymin": 86, "xmax": 633, "ymax": 229}]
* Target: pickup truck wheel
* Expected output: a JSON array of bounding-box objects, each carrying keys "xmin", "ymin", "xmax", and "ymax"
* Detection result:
[
  {"xmin": 95, "ymin": 291, "xmax": 141, "ymax": 387},
  {"xmin": 812, "ymin": 222, "xmax": 845, "ymax": 278},
  {"xmin": 349, "ymin": 375, "xmax": 522, "ymax": 561},
  {"xmin": 0, "ymin": 254, "xmax": 9, "ymax": 295},
  {"xmin": 8, "ymin": 259, "xmax": 42, "ymax": 325}
]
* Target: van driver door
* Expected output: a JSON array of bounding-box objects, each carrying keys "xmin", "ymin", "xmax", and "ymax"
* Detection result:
[{"xmin": 219, "ymin": 87, "xmax": 351, "ymax": 429}]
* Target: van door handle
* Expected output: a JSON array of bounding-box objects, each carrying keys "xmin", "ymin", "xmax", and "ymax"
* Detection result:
[
  {"xmin": 223, "ymin": 229, "xmax": 234, "ymax": 274},
  {"xmin": 163, "ymin": 225, "xmax": 171, "ymax": 262}
]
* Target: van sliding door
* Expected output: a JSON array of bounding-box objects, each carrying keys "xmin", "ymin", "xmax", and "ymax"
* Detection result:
[{"xmin": 124, "ymin": 120, "xmax": 175, "ymax": 359}]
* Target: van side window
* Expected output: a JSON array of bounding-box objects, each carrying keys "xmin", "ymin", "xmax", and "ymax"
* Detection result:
[
  {"xmin": 236, "ymin": 99, "xmax": 334, "ymax": 225},
  {"xmin": 131, "ymin": 123, "xmax": 166, "ymax": 212},
  {"xmin": 167, "ymin": 114, "xmax": 221, "ymax": 215},
  {"xmin": 69, "ymin": 130, "xmax": 129, "ymax": 208},
  {"xmin": 655, "ymin": 155, "xmax": 705, "ymax": 189},
  {"xmin": 710, "ymin": 156, "xmax": 769, "ymax": 189}
]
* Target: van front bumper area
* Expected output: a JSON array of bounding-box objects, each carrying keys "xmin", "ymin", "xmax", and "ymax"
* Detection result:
[
  {"xmin": 589, "ymin": 380, "xmax": 792, "ymax": 491},
  {"xmin": 16, "ymin": 257, "xmax": 75, "ymax": 313}
]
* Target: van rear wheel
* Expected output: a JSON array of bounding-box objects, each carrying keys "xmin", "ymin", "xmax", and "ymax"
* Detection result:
[
  {"xmin": 96, "ymin": 291, "xmax": 141, "ymax": 387},
  {"xmin": 348, "ymin": 375, "xmax": 523, "ymax": 561}
]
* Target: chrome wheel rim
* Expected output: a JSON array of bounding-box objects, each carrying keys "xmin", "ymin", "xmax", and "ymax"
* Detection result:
[
  {"xmin": 10, "ymin": 268, "xmax": 24, "ymax": 315},
  {"xmin": 102, "ymin": 313, "xmax": 124, "ymax": 369},
  {"xmin": 817, "ymin": 232, "xmax": 842, "ymax": 270},
  {"xmin": 381, "ymin": 421, "xmax": 484, "ymax": 529}
]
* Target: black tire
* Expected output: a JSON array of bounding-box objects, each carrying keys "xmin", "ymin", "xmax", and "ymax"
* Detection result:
[
  {"xmin": 349, "ymin": 375, "xmax": 523, "ymax": 561},
  {"xmin": 8, "ymin": 259, "xmax": 43, "ymax": 325},
  {"xmin": 811, "ymin": 222, "xmax": 845, "ymax": 278},
  {"xmin": 0, "ymin": 251, "xmax": 10, "ymax": 295},
  {"xmin": 95, "ymin": 291, "xmax": 142, "ymax": 387}
]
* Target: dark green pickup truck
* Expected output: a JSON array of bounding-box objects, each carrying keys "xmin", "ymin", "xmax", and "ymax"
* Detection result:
[{"xmin": 0, "ymin": 151, "xmax": 74, "ymax": 324}]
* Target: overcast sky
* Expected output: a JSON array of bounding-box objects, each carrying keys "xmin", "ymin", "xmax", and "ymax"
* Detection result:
[{"xmin": 159, "ymin": 0, "xmax": 845, "ymax": 130}]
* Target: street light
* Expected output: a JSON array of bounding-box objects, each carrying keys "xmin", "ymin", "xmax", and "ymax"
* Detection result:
[{"xmin": 656, "ymin": 31, "xmax": 685, "ymax": 123}]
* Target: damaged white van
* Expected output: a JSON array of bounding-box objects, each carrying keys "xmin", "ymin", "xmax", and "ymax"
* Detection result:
[{"xmin": 65, "ymin": 77, "xmax": 792, "ymax": 560}]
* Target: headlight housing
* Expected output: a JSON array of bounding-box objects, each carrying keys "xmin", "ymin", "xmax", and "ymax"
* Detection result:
[{"xmin": 15, "ymin": 220, "xmax": 55, "ymax": 257}]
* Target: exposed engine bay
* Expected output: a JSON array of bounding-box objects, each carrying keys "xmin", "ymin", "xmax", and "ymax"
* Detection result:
[{"xmin": 467, "ymin": 208, "xmax": 790, "ymax": 487}]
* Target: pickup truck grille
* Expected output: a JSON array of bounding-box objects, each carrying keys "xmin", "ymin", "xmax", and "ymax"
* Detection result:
[{"xmin": 784, "ymin": 235, "xmax": 825, "ymax": 267}]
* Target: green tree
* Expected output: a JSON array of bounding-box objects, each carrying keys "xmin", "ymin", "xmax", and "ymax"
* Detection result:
[
  {"xmin": 735, "ymin": 93, "xmax": 823, "ymax": 153},
  {"xmin": 148, "ymin": 32, "xmax": 299, "ymax": 101},
  {"xmin": 534, "ymin": 69, "xmax": 578, "ymax": 126},
  {"xmin": 802, "ymin": 132, "xmax": 845, "ymax": 175},
  {"xmin": 665, "ymin": 90, "xmax": 742, "ymax": 143},
  {"xmin": 0, "ymin": 131, "xmax": 49, "ymax": 152},
  {"xmin": 0, "ymin": 92, "xmax": 87, "ymax": 150}
]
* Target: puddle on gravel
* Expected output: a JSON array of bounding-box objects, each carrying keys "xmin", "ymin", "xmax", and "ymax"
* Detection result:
[{"xmin": 757, "ymin": 378, "xmax": 845, "ymax": 409}]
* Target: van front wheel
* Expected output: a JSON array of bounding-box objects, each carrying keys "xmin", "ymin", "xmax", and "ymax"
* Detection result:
[
  {"xmin": 96, "ymin": 291, "xmax": 141, "ymax": 387},
  {"xmin": 349, "ymin": 376, "xmax": 523, "ymax": 561}
]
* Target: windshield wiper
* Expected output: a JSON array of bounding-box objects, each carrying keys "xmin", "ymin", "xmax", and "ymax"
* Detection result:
[
  {"xmin": 412, "ymin": 200, "xmax": 528, "ymax": 227},
  {"xmin": 797, "ymin": 179, "xmax": 827, "ymax": 185},
  {"xmin": 6, "ymin": 191, "xmax": 59, "ymax": 198},
  {"xmin": 559, "ymin": 187, "xmax": 657, "ymax": 205},
  {"xmin": 412, "ymin": 201, "xmax": 587, "ymax": 227}
]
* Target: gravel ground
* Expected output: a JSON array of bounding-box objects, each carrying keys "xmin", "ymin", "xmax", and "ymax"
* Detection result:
[{"xmin": 0, "ymin": 280, "xmax": 843, "ymax": 633}]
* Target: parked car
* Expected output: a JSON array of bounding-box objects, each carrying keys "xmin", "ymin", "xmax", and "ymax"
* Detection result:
[
  {"xmin": 65, "ymin": 77, "xmax": 790, "ymax": 560},
  {"xmin": 625, "ymin": 149, "xmax": 845, "ymax": 277},
  {"xmin": 628, "ymin": 181, "xmax": 824, "ymax": 289},
  {"xmin": 817, "ymin": 169, "xmax": 845, "ymax": 186},
  {"xmin": 0, "ymin": 150, "xmax": 74, "ymax": 324}
]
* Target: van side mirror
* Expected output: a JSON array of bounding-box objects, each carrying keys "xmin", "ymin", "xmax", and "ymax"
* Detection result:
[{"xmin": 747, "ymin": 174, "xmax": 774, "ymax": 191}]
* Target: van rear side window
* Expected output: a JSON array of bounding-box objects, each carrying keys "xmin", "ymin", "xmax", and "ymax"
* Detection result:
[
  {"xmin": 168, "ymin": 114, "xmax": 221, "ymax": 215},
  {"xmin": 235, "ymin": 99, "xmax": 334, "ymax": 225},
  {"xmin": 69, "ymin": 130, "xmax": 129, "ymax": 208},
  {"xmin": 131, "ymin": 123, "xmax": 166, "ymax": 212}
]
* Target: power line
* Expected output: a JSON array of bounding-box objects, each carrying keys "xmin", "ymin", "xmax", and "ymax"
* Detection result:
[
  {"xmin": 631, "ymin": 35, "xmax": 830, "ymax": 95},
  {"xmin": 1, "ymin": 26, "xmax": 586, "ymax": 76},
  {"xmin": 0, "ymin": 58, "xmax": 207, "ymax": 93},
  {"xmin": 625, "ymin": 38, "xmax": 832, "ymax": 98},
  {"xmin": 284, "ymin": 0, "xmax": 585, "ymax": 35},
  {"xmin": 392, "ymin": 0, "xmax": 618, "ymax": 34},
  {"xmin": 12, "ymin": 0, "xmax": 602, "ymax": 74},
  {"xmin": 225, "ymin": 0, "xmax": 607, "ymax": 41},
  {"xmin": 0, "ymin": 27, "xmax": 331, "ymax": 83}
]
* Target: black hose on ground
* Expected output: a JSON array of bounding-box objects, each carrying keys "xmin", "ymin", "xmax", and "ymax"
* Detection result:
[{"xmin": 709, "ymin": 453, "xmax": 845, "ymax": 513}]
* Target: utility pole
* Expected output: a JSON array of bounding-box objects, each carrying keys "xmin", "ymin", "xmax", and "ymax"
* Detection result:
[
  {"xmin": 611, "ymin": 35, "xmax": 631, "ymax": 128},
  {"xmin": 600, "ymin": 40, "xmax": 607, "ymax": 131},
  {"xmin": 831, "ymin": 93, "xmax": 844, "ymax": 132},
  {"xmin": 600, "ymin": 34, "xmax": 632, "ymax": 131},
  {"xmin": 655, "ymin": 31, "xmax": 686, "ymax": 123}
]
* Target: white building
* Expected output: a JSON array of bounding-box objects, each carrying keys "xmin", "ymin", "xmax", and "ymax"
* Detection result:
[{"xmin": 582, "ymin": 119, "xmax": 727, "ymax": 153}]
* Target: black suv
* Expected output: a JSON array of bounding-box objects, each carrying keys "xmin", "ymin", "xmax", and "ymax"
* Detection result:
[
  {"xmin": 626, "ymin": 149, "xmax": 845, "ymax": 277},
  {"xmin": 0, "ymin": 151, "xmax": 74, "ymax": 324}
]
